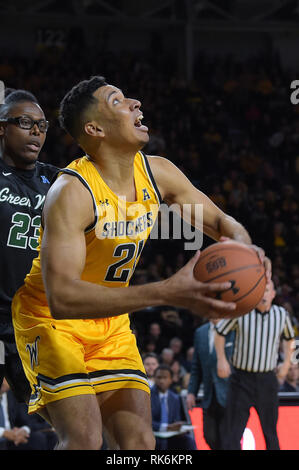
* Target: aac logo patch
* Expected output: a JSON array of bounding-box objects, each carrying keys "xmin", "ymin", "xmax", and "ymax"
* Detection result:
[{"xmin": 142, "ymin": 188, "xmax": 150, "ymax": 201}]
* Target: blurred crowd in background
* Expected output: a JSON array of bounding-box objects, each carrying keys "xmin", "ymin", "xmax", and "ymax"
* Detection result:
[{"xmin": 1, "ymin": 36, "xmax": 298, "ymax": 392}]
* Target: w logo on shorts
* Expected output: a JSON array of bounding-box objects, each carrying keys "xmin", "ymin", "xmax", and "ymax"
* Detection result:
[{"xmin": 26, "ymin": 336, "xmax": 40, "ymax": 370}]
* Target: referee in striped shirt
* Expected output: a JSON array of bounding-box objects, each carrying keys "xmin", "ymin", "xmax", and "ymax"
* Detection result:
[{"xmin": 214, "ymin": 280, "xmax": 295, "ymax": 450}]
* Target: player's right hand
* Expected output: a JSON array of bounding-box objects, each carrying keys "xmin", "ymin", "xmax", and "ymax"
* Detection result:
[{"xmin": 161, "ymin": 250, "xmax": 237, "ymax": 319}]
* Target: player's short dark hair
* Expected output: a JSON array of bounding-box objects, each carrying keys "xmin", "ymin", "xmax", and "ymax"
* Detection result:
[
  {"xmin": 0, "ymin": 89, "xmax": 39, "ymax": 119},
  {"xmin": 154, "ymin": 364, "xmax": 173, "ymax": 378},
  {"xmin": 59, "ymin": 75, "xmax": 108, "ymax": 140}
]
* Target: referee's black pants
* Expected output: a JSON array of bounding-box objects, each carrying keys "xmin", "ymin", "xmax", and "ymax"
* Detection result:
[
  {"xmin": 222, "ymin": 369, "xmax": 280, "ymax": 450},
  {"xmin": 203, "ymin": 388, "xmax": 226, "ymax": 450}
]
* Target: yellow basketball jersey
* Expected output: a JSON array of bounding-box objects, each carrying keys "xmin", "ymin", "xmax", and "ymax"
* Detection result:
[{"xmin": 22, "ymin": 151, "xmax": 162, "ymax": 317}]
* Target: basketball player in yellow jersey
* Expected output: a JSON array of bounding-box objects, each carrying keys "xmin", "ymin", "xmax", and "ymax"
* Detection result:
[{"xmin": 12, "ymin": 76, "xmax": 271, "ymax": 450}]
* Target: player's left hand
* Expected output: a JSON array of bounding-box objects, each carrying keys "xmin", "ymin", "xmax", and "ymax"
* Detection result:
[{"xmin": 219, "ymin": 236, "xmax": 272, "ymax": 282}]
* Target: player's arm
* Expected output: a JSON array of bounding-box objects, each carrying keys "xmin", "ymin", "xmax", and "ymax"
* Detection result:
[
  {"xmin": 148, "ymin": 156, "xmax": 271, "ymax": 278},
  {"xmin": 41, "ymin": 175, "xmax": 237, "ymax": 320},
  {"xmin": 148, "ymin": 156, "xmax": 251, "ymax": 243}
]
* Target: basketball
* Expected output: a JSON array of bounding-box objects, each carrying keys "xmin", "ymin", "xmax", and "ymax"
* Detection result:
[{"xmin": 193, "ymin": 241, "xmax": 267, "ymax": 318}]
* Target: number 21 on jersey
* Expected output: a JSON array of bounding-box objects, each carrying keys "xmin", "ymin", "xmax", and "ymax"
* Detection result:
[{"xmin": 104, "ymin": 240, "xmax": 145, "ymax": 283}]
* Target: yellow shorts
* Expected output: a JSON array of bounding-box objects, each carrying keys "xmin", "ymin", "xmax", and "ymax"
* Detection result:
[{"xmin": 12, "ymin": 287, "xmax": 150, "ymax": 414}]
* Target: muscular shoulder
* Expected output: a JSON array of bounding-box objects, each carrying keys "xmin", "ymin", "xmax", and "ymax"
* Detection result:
[
  {"xmin": 46, "ymin": 173, "xmax": 88, "ymax": 201},
  {"xmin": 147, "ymin": 155, "xmax": 176, "ymax": 177},
  {"xmin": 43, "ymin": 174, "xmax": 94, "ymax": 231},
  {"xmin": 147, "ymin": 155, "xmax": 190, "ymax": 203}
]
